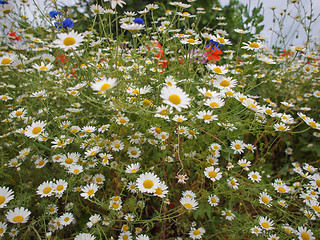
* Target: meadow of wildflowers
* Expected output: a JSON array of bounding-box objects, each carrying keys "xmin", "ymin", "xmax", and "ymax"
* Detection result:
[{"xmin": 0, "ymin": 0, "xmax": 319, "ymax": 239}]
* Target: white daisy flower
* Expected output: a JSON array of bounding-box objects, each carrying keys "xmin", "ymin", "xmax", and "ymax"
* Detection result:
[
  {"xmin": 53, "ymin": 30, "xmax": 84, "ymax": 51},
  {"xmin": 136, "ymin": 172, "xmax": 161, "ymax": 194},
  {"xmin": 0, "ymin": 186, "xmax": 14, "ymax": 208},
  {"xmin": 160, "ymin": 86, "xmax": 191, "ymax": 111},
  {"xmin": 91, "ymin": 77, "xmax": 117, "ymax": 92},
  {"xmin": 6, "ymin": 207, "xmax": 31, "ymax": 224},
  {"xmin": 80, "ymin": 183, "xmax": 99, "ymax": 199},
  {"xmin": 24, "ymin": 120, "xmax": 46, "ymax": 138}
]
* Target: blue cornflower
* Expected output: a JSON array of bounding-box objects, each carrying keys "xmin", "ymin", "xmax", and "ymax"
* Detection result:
[
  {"xmin": 0, "ymin": 1, "xmax": 8, "ymax": 4},
  {"xmin": 49, "ymin": 10, "xmax": 61, "ymax": 18},
  {"xmin": 208, "ymin": 39, "xmax": 224, "ymax": 47},
  {"xmin": 63, "ymin": 18, "xmax": 74, "ymax": 29},
  {"xmin": 133, "ymin": 17, "xmax": 145, "ymax": 25}
]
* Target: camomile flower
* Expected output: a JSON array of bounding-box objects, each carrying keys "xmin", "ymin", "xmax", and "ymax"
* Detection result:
[
  {"xmin": 154, "ymin": 181, "xmax": 168, "ymax": 198},
  {"xmin": 189, "ymin": 227, "xmax": 205, "ymax": 239},
  {"xmin": 180, "ymin": 38, "xmax": 202, "ymax": 45},
  {"xmin": 251, "ymin": 226, "xmax": 262, "ymax": 236},
  {"xmin": 125, "ymin": 163, "xmax": 140, "ymax": 174},
  {"xmin": 121, "ymin": 23, "xmax": 145, "ymax": 33},
  {"xmin": 0, "ymin": 222, "xmax": 7, "ymax": 237},
  {"xmin": 136, "ymin": 172, "xmax": 161, "ymax": 193},
  {"xmin": 204, "ymin": 97, "xmax": 225, "ymax": 109},
  {"xmin": 230, "ymin": 140, "xmax": 245, "ymax": 154},
  {"xmin": 74, "ymin": 233, "xmax": 96, "ymax": 240},
  {"xmin": 110, "ymin": 140, "xmax": 124, "ymax": 151},
  {"xmin": 60, "ymin": 212, "xmax": 74, "ymax": 226},
  {"xmin": 197, "ymin": 87, "xmax": 218, "ymax": 98},
  {"xmin": 208, "ymin": 194, "xmax": 219, "ymax": 206},
  {"xmin": 296, "ymin": 226, "xmax": 315, "ymax": 240},
  {"xmin": 84, "ymin": 146, "xmax": 101, "ymax": 158},
  {"xmin": 213, "ymin": 76, "xmax": 237, "ymax": 89},
  {"xmin": 91, "ymin": 77, "xmax": 117, "ymax": 93},
  {"xmin": 160, "ymin": 86, "xmax": 191, "ymax": 111},
  {"xmin": 53, "ymin": 30, "xmax": 84, "ymax": 51},
  {"xmin": 221, "ymin": 209, "xmax": 235, "ymax": 221},
  {"xmin": 0, "ymin": 54, "xmax": 16, "ymax": 66},
  {"xmin": 33, "ymin": 62, "xmax": 54, "ymax": 72},
  {"xmin": 127, "ymin": 146, "xmax": 141, "ymax": 158},
  {"xmin": 204, "ymin": 166, "xmax": 222, "ymax": 182},
  {"xmin": 37, "ymin": 181, "xmax": 55, "ymax": 197},
  {"xmin": 207, "ymin": 64, "xmax": 228, "ymax": 74},
  {"xmin": 228, "ymin": 177, "xmax": 239, "ymax": 189},
  {"xmin": 180, "ymin": 196, "xmax": 198, "ymax": 210},
  {"xmin": 136, "ymin": 234, "xmax": 150, "ymax": 240},
  {"xmin": 6, "ymin": 207, "xmax": 31, "ymax": 224},
  {"xmin": 24, "ymin": 120, "xmax": 46, "ymax": 138},
  {"xmin": 259, "ymin": 192, "xmax": 272, "ymax": 207},
  {"xmin": 242, "ymin": 41, "xmax": 264, "ymax": 50},
  {"xmin": 0, "ymin": 186, "xmax": 14, "ymax": 208},
  {"xmin": 211, "ymin": 34, "xmax": 232, "ymax": 45},
  {"xmin": 90, "ymin": 4, "xmax": 105, "ymax": 14},
  {"xmin": 47, "ymin": 204, "xmax": 58, "ymax": 215},
  {"xmin": 119, "ymin": 231, "xmax": 132, "ymax": 240},
  {"xmin": 237, "ymin": 159, "xmax": 251, "ymax": 171},
  {"xmin": 54, "ymin": 179, "xmax": 68, "ymax": 197},
  {"xmin": 109, "ymin": 0, "xmax": 126, "ymax": 9},
  {"xmin": 274, "ymin": 123, "xmax": 290, "ymax": 131},
  {"xmin": 248, "ymin": 171, "xmax": 262, "ymax": 182},
  {"xmin": 197, "ymin": 110, "xmax": 218, "ymax": 123},
  {"xmin": 80, "ymin": 183, "xmax": 99, "ymax": 199},
  {"xmin": 259, "ymin": 216, "xmax": 274, "ymax": 231}
]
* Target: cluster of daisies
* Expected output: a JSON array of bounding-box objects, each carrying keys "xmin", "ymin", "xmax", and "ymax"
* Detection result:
[{"xmin": 0, "ymin": 0, "xmax": 320, "ymax": 239}]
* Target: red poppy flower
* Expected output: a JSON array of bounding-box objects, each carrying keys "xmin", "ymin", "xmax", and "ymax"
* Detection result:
[{"xmin": 8, "ymin": 32, "xmax": 21, "ymax": 41}]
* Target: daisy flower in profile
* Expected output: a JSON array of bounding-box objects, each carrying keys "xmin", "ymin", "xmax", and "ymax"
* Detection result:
[
  {"xmin": 107, "ymin": 0, "xmax": 126, "ymax": 9},
  {"xmin": 154, "ymin": 181, "xmax": 168, "ymax": 198},
  {"xmin": 274, "ymin": 123, "xmax": 290, "ymax": 131},
  {"xmin": 204, "ymin": 166, "xmax": 222, "ymax": 182},
  {"xmin": 68, "ymin": 164, "xmax": 83, "ymax": 175},
  {"xmin": 248, "ymin": 171, "xmax": 262, "ymax": 182},
  {"xmin": 0, "ymin": 54, "xmax": 16, "ymax": 66},
  {"xmin": 180, "ymin": 196, "xmax": 198, "ymax": 210},
  {"xmin": 0, "ymin": 222, "xmax": 7, "ymax": 237},
  {"xmin": 53, "ymin": 30, "xmax": 84, "ymax": 51},
  {"xmin": 121, "ymin": 23, "xmax": 145, "ymax": 33},
  {"xmin": 125, "ymin": 162, "xmax": 140, "ymax": 174},
  {"xmin": 173, "ymin": 114, "xmax": 187, "ymax": 122},
  {"xmin": 213, "ymin": 76, "xmax": 237, "ymax": 89},
  {"xmin": 237, "ymin": 159, "xmax": 251, "ymax": 171},
  {"xmin": 6, "ymin": 207, "xmax": 31, "ymax": 224},
  {"xmin": 160, "ymin": 86, "xmax": 191, "ymax": 111},
  {"xmin": 207, "ymin": 64, "xmax": 228, "ymax": 74},
  {"xmin": 33, "ymin": 62, "xmax": 54, "ymax": 72},
  {"xmin": 91, "ymin": 77, "xmax": 117, "ymax": 93},
  {"xmin": 259, "ymin": 216, "xmax": 274, "ymax": 231},
  {"xmin": 80, "ymin": 183, "xmax": 99, "ymax": 199},
  {"xmin": 24, "ymin": 120, "xmax": 46, "ymax": 138},
  {"xmin": 189, "ymin": 227, "xmax": 205, "ymax": 239},
  {"xmin": 74, "ymin": 233, "xmax": 96, "ymax": 240},
  {"xmin": 208, "ymin": 194, "xmax": 219, "ymax": 206},
  {"xmin": 180, "ymin": 38, "xmax": 202, "ymax": 45},
  {"xmin": 136, "ymin": 234, "xmax": 150, "ymax": 240},
  {"xmin": 0, "ymin": 186, "xmax": 14, "ymax": 208},
  {"xmin": 136, "ymin": 172, "xmax": 160, "ymax": 193},
  {"xmin": 242, "ymin": 41, "xmax": 264, "ymax": 50}
]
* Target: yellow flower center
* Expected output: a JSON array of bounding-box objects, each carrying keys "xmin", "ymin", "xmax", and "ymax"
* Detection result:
[
  {"xmin": 261, "ymin": 197, "xmax": 269, "ymax": 204},
  {"xmin": 187, "ymin": 38, "xmax": 196, "ymax": 43},
  {"xmin": 194, "ymin": 229, "xmax": 201, "ymax": 235},
  {"xmin": 216, "ymin": 37, "xmax": 225, "ymax": 44},
  {"xmin": 278, "ymin": 187, "xmax": 286, "ymax": 193},
  {"xmin": 1, "ymin": 58, "xmax": 12, "ymax": 65},
  {"xmin": 261, "ymin": 222, "xmax": 269, "ymax": 229},
  {"xmin": 204, "ymin": 92, "xmax": 213, "ymax": 97},
  {"xmin": 213, "ymin": 67, "xmax": 222, "ymax": 73},
  {"xmin": 74, "ymin": 169, "xmax": 80, "ymax": 173},
  {"xmin": 312, "ymin": 205, "xmax": 320, "ymax": 212},
  {"xmin": 56, "ymin": 185, "xmax": 64, "ymax": 191},
  {"xmin": 220, "ymin": 80, "xmax": 230, "ymax": 87},
  {"xmin": 203, "ymin": 114, "xmax": 211, "ymax": 120},
  {"xmin": 87, "ymin": 189, "xmax": 95, "ymax": 195},
  {"xmin": 114, "ymin": 144, "xmax": 120, "ymax": 148},
  {"xmin": 13, "ymin": 216, "xmax": 24, "ymax": 223},
  {"xmin": 211, "ymin": 198, "xmax": 216, "ymax": 203},
  {"xmin": 308, "ymin": 121, "xmax": 317, "ymax": 128},
  {"xmin": 155, "ymin": 127, "xmax": 162, "ymax": 134},
  {"xmin": 64, "ymin": 217, "xmax": 70, "ymax": 222},
  {"xmin": 15, "ymin": 111, "xmax": 23, "ymax": 116},
  {"xmin": 96, "ymin": 177, "xmax": 102, "ymax": 182},
  {"xmin": 265, "ymin": 109, "xmax": 272, "ymax": 115},
  {"xmin": 235, "ymin": 144, "xmax": 241, "ymax": 149},
  {"xmin": 63, "ymin": 37, "xmax": 76, "ymax": 46},
  {"xmin": 169, "ymin": 94, "xmax": 181, "ymax": 105},
  {"xmin": 226, "ymin": 212, "xmax": 232, "ymax": 216},
  {"xmin": 301, "ymin": 232, "xmax": 310, "ymax": 240},
  {"xmin": 143, "ymin": 179, "xmax": 154, "ymax": 189},
  {"xmin": 230, "ymin": 180, "xmax": 236, "ymax": 185},
  {"xmin": 65, "ymin": 158, "xmax": 73, "ymax": 164},
  {"xmin": 131, "ymin": 150, "xmax": 137, "ymax": 155},
  {"xmin": 155, "ymin": 188, "xmax": 163, "ymax": 195},
  {"xmin": 184, "ymin": 203, "xmax": 193, "ymax": 209},
  {"xmin": 39, "ymin": 66, "xmax": 48, "ymax": 71},
  {"xmin": 43, "ymin": 187, "xmax": 52, "ymax": 194},
  {"xmin": 225, "ymin": 91, "xmax": 233, "ymax": 96},
  {"xmin": 101, "ymin": 84, "xmax": 111, "ymax": 91},
  {"xmin": 0, "ymin": 196, "xmax": 6, "ymax": 205},
  {"xmin": 112, "ymin": 203, "xmax": 119, "ymax": 209},
  {"xmin": 249, "ymin": 42, "xmax": 260, "ymax": 48},
  {"xmin": 210, "ymin": 102, "xmax": 219, "ymax": 108},
  {"xmin": 252, "ymin": 175, "xmax": 258, "ymax": 179},
  {"xmin": 131, "ymin": 168, "xmax": 137, "ymax": 173},
  {"xmin": 208, "ymin": 171, "xmax": 217, "ymax": 178},
  {"xmin": 277, "ymin": 126, "xmax": 285, "ymax": 131},
  {"xmin": 316, "ymin": 180, "xmax": 320, "ymax": 187},
  {"xmin": 120, "ymin": 119, "xmax": 126, "ymax": 124},
  {"xmin": 32, "ymin": 126, "xmax": 42, "ymax": 135}
]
